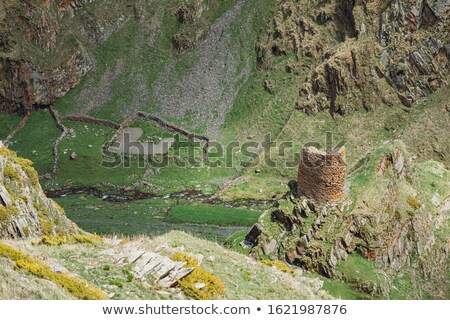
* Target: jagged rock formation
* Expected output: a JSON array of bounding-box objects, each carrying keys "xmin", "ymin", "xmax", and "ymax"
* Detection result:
[
  {"xmin": 0, "ymin": 0, "xmax": 93, "ymax": 114},
  {"xmin": 298, "ymin": 146, "xmax": 347, "ymax": 204},
  {"xmin": 246, "ymin": 141, "xmax": 449, "ymax": 298},
  {"xmin": 0, "ymin": 141, "xmax": 77, "ymax": 238},
  {"xmin": 101, "ymin": 242, "xmax": 195, "ymax": 288},
  {"xmin": 258, "ymin": 0, "xmax": 450, "ymax": 115}
]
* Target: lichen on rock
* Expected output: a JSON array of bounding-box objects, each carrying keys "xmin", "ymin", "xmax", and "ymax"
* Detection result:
[{"xmin": 0, "ymin": 141, "xmax": 78, "ymax": 239}]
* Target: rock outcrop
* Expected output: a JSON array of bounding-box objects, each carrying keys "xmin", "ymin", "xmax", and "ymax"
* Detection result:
[
  {"xmin": 246, "ymin": 141, "xmax": 449, "ymax": 298},
  {"xmin": 0, "ymin": 0, "xmax": 93, "ymax": 114},
  {"xmin": 100, "ymin": 242, "xmax": 195, "ymax": 288},
  {"xmin": 0, "ymin": 141, "xmax": 77, "ymax": 238},
  {"xmin": 297, "ymin": 146, "xmax": 347, "ymax": 204},
  {"xmin": 258, "ymin": 0, "xmax": 450, "ymax": 115}
]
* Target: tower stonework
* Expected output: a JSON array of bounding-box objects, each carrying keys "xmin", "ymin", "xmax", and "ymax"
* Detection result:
[{"xmin": 297, "ymin": 146, "xmax": 347, "ymax": 204}]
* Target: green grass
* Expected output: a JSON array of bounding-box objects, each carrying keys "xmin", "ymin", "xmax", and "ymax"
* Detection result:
[
  {"xmin": 55, "ymin": 195, "xmax": 185, "ymax": 238},
  {"xmin": 335, "ymin": 253, "xmax": 382, "ymax": 295},
  {"xmin": 50, "ymin": 120, "xmax": 147, "ymax": 188},
  {"xmin": 8, "ymin": 110, "xmax": 60, "ymax": 175},
  {"xmin": 167, "ymin": 205, "xmax": 262, "ymax": 226},
  {"xmin": 318, "ymin": 275, "xmax": 372, "ymax": 300},
  {"xmin": 55, "ymin": 195, "xmax": 257, "ymax": 242},
  {"xmin": 223, "ymin": 230, "xmax": 250, "ymax": 253},
  {"xmin": 0, "ymin": 113, "xmax": 21, "ymax": 141}
]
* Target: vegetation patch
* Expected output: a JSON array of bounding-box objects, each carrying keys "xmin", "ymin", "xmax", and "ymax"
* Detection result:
[
  {"xmin": 0, "ymin": 242, "xmax": 107, "ymax": 300},
  {"xmin": 12, "ymin": 157, "xmax": 39, "ymax": 186},
  {"xmin": 335, "ymin": 253, "xmax": 382, "ymax": 296},
  {"xmin": 36, "ymin": 233, "xmax": 103, "ymax": 246},
  {"xmin": 167, "ymin": 205, "xmax": 262, "ymax": 227},
  {"xmin": 260, "ymin": 259, "xmax": 295, "ymax": 276},
  {"xmin": 171, "ymin": 251, "xmax": 225, "ymax": 300},
  {"xmin": 223, "ymin": 230, "xmax": 250, "ymax": 253}
]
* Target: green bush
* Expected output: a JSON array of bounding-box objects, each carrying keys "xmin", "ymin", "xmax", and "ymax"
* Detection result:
[
  {"xmin": 14, "ymin": 157, "xmax": 39, "ymax": 186},
  {"xmin": 406, "ymin": 195, "xmax": 421, "ymax": 210},
  {"xmin": 37, "ymin": 233, "xmax": 103, "ymax": 245},
  {"xmin": 0, "ymin": 242, "xmax": 107, "ymax": 300},
  {"xmin": 171, "ymin": 252, "xmax": 225, "ymax": 300}
]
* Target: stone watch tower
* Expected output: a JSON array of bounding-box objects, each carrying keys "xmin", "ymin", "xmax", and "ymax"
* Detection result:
[{"xmin": 297, "ymin": 146, "xmax": 347, "ymax": 204}]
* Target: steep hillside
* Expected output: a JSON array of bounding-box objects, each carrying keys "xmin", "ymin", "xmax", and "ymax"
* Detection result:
[
  {"xmin": 245, "ymin": 141, "xmax": 449, "ymax": 299},
  {"xmin": 1, "ymin": 231, "xmax": 333, "ymax": 300},
  {"xmin": 0, "ymin": 0, "xmax": 448, "ymax": 301},
  {"xmin": 257, "ymin": 0, "xmax": 449, "ymax": 115},
  {"xmin": 0, "ymin": 142, "xmax": 77, "ymax": 238},
  {"xmin": 0, "ymin": 147, "xmax": 332, "ymax": 300}
]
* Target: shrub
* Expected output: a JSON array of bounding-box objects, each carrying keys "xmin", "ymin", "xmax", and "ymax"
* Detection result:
[
  {"xmin": 0, "ymin": 205, "xmax": 21, "ymax": 224},
  {"xmin": 14, "ymin": 158, "xmax": 39, "ymax": 186},
  {"xmin": 0, "ymin": 242, "xmax": 107, "ymax": 300},
  {"xmin": 22, "ymin": 226, "xmax": 30, "ymax": 237},
  {"xmin": 109, "ymin": 279, "xmax": 123, "ymax": 288},
  {"xmin": 39, "ymin": 219, "xmax": 55, "ymax": 236},
  {"xmin": 0, "ymin": 206, "xmax": 9, "ymax": 222},
  {"xmin": 171, "ymin": 251, "xmax": 198, "ymax": 268},
  {"xmin": 37, "ymin": 233, "xmax": 103, "ymax": 245},
  {"xmin": 260, "ymin": 259, "xmax": 295, "ymax": 276},
  {"xmin": 4, "ymin": 163, "xmax": 21, "ymax": 183},
  {"xmin": 171, "ymin": 252, "xmax": 225, "ymax": 300},
  {"xmin": 0, "ymin": 147, "xmax": 16, "ymax": 158},
  {"xmin": 122, "ymin": 268, "xmax": 134, "ymax": 282},
  {"xmin": 406, "ymin": 195, "xmax": 421, "ymax": 210}
]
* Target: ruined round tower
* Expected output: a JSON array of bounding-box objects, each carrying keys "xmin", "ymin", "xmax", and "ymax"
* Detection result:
[{"xmin": 297, "ymin": 146, "xmax": 347, "ymax": 204}]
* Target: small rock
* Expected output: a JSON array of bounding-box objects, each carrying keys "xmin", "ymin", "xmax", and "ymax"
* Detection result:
[
  {"xmin": 50, "ymin": 262, "xmax": 67, "ymax": 274},
  {"xmin": 262, "ymin": 239, "xmax": 277, "ymax": 255},
  {"xmin": 255, "ymin": 169, "xmax": 261, "ymax": 174},
  {"xmin": 88, "ymin": 144, "xmax": 93, "ymax": 148},
  {"xmin": 70, "ymin": 152, "xmax": 77, "ymax": 160},
  {"xmin": 194, "ymin": 283, "xmax": 206, "ymax": 289},
  {"xmin": 205, "ymin": 255, "xmax": 215, "ymax": 262},
  {"xmin": 431, "ymin": 195, "xmax": 440, "ymax": 207}
]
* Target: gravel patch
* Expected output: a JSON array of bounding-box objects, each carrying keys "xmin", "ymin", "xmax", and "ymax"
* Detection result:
[
  {"xmin": 152, "ymin": 0, "xmax": 251, "ymax": 136},
  {"xmin": 73, "ymin": 59, "xmax": 126, "ymax": 116}
]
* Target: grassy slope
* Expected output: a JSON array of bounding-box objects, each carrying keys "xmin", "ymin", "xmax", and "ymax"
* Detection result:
[
  {"xmin": 0, "ymin": 256, "xmax": 71, "ymax": 300},
  {"xmin": 140, "ymin": 231, "xmax": 333, "ymax": 299},
  {"xmin": 7, "ymin": 110, "xmax": 60, "ymax": 175},
  {"xmin": 167, "ymin": 205, "xmax": 262, "ymax": 226},
  {"xmin": 0, "ymin": 113, "xmax": 21, "ymax": 141},
  {"xmin": 55, "ymin": 194, "xmax": 266, "ymax": 242},
  {"xmin": 1, "ymin": 232, "xmax": 332, "ymax": 300},
  {"xmin": 219, "ymin": 81, "xmax": 450, "ymax": 200},
  {"xmin": 53, "ymin": 0, "xmax": 240, "ymax": 124}
]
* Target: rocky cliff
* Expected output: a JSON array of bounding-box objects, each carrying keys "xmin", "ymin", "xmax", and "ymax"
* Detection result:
[
  {"xmin": 258, "ymin": 0, "xmax": 449, "ymax": 115},
  {"xmin": 0, "ymin": 141, "xmax": 77, "ymax": 238},
  {"xmin": 2, "ymin": 0, "xmax": 448, "ymax": 117},
  {"xmin": 0, "ymin": 0, "xmax": 94, "ymax": 114},
  {"xmin": 246, "ymin": 141, "xmax": 449, "ymax": 298}
]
